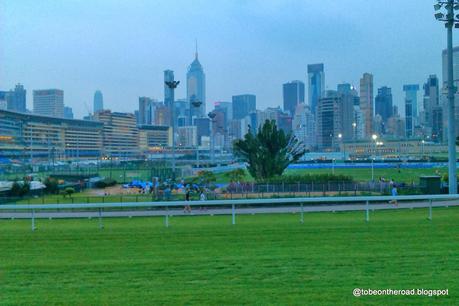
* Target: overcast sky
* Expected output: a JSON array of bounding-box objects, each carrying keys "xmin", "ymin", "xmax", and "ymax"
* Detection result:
[{"xmin": 0, "ymin": 0, "xmax": 456, "ymax": 118}]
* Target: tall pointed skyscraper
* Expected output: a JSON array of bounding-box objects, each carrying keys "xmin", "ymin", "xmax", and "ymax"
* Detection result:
[{"xmin": 187, "ymin": 41, "xmax": 206, "ymax": 122}]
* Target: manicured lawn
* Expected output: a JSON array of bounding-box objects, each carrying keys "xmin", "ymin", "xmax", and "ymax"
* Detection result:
[
  {"xmin": 1, "ymin": 208, "xmax": 458, "ymax": 305},
  {"xmin": 215, "ymin": 167, "xmax": 446, "ymax": 184}
]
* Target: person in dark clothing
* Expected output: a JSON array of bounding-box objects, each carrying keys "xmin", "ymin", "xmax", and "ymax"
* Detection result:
[{"xmin": 184, "ymin": 188, "xmax": 192, "ymax": 213}]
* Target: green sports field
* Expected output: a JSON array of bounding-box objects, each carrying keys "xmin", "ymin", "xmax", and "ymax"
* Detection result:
[{"xmin": 1, "ymin": 208, "xmax": 458, "ymax": 305}]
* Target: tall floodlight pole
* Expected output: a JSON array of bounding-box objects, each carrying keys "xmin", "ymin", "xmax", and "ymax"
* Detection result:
[
  {"xmin": 165, "ymin": 80, "xmax": 180, "ymax": 179},
  {"xmin": 208, "ymin": 112, "xmax": 216, "ymax": 164},
  {"xmin": 435, "ymin": 0, "xmax": 459, "ymax": 194},
  {"xmin": 191, "ymin": 100, "xmax": 202, "ymax": 169}
]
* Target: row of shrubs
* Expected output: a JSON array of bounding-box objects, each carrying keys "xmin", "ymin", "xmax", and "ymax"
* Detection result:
[
  {"xmin": 94, "ymin": 178, "xmax": 117, "ymax": 188},
  {"xmin": 260, "ymin": 174, "xmax": 354, "ymax": 184}
]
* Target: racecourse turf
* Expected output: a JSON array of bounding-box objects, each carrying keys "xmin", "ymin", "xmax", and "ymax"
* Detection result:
[{"xmin": 1, "ymin": 207, "xmax": 458, "ymax": 305}]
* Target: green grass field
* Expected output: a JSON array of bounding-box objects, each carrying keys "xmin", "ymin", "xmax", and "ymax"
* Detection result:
[
  {"xmin": 214, "ymin": 167, "xmax": 446, "ymax": 183},
  {"xmin": 1, "ymin": 208, "xmax": 458, "ymax": 305}
]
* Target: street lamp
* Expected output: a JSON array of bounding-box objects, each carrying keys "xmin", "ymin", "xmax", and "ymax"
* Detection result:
[
  {"xmin": 435, "ymin": 0, "xmax": 459, "ymax": 194},
  {"xmin": 165, "ymin": 80, "xmax": 180, "ymax": 179},
  {"xmin": 208, "ymin": 112, "xmax": 216, "ymax": 164}
]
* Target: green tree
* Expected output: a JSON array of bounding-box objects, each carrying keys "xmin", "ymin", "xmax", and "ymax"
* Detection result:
[
  {"xmin": 62, "ymin": 187, "xmax": 75, "ymax": 198},
  {"xmin": 233, "ymin": 120, "xmax": 305, "ymax": 181},
  {"xmin": 225, "ymin": 168, "xmax": 246, "ymax": 183},
  {"xmin": 44, "ymin": 177, "xmax": 59, "ymax": 194}
]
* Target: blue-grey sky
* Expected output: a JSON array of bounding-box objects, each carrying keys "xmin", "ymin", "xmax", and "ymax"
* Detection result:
[{"xmin": 0, "ymin": 0, "xmax": 456, "ymax": 118}]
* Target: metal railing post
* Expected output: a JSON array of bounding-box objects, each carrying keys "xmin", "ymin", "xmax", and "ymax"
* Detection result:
[
  {"xmin": 300, "ymin": 203, "xmax": 304, "ymax": 224},
  {"xmin": 232, "ymin": 203, "xmax": 236, "ymax": 225},
  {"xmin": 428, "ymin": 199, "xmax": 432, "ymax": 220},
  {"xmin": 31, "ymin": 209, "xmax": 36, "ymax": 231},
  {"xmin": 98, "ymin": 208, "xmax": 104, "ymax": 229},
  {"xmin": 365, "ymin": 200, "xmax": 369, "ymax": 222},
  {"xmin": 165, "ymin": 206, "xmax": 169, "ymax": 227}
]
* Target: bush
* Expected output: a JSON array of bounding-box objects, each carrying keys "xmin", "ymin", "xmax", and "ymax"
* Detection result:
[
  {"xmin": 94, "ymin": 178, "xmax": 117, "ymax": 188},
  {"xmin": 261, "ymin": 174, "xmax": 353, "ymax": 184},
  {"xmin": 8, "ymin": 181, "xmax": 30, "ymax": 197}
]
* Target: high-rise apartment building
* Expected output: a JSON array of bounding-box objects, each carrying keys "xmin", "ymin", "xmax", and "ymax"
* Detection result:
[
  {"xmin": 375, "ymin": 86, "xmax": 393, "ymax": 131},
  {"xmin": 283, "ymin": 80, "xmax": 305, "ymax": 116},
  {"xmin": 93, "ymin": 90, "xmax": 104, "ymax": 113},
  {"xmin": 317, "ymin": 91, "xmax": 341, "ymax": 150},
  {"xmin": 33, "ymin": 89, "xmax": 64, "ymax": 118},
  {"xmin": 307, "ymin": 63, "xmax": 324, "ymax": 116},
  {"xmin": 232, "ymin": 94, "xmax": 256, "ymax": 120},
  {"xmin": 292, "ymin": 103, "xmax": 315, "ymax": 150},
  {"xmin": 359, "ymin": 73, "xmax": 374, "ymax": 138}
]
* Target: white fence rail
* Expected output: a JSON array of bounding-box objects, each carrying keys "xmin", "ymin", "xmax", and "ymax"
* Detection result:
[{"xmin": 1, "ymin": 194, "xmax": 459, "ymax": 231}]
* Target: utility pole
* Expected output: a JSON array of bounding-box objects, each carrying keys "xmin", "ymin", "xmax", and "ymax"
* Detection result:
[{"xmin": 435, "ymin": 0, "xmax": 459, "ymax": 193}]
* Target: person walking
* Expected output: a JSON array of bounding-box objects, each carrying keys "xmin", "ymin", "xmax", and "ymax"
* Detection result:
[
  {"xmin": 184, "ymin": 188, "xmax": 192, "ymax": 213},
  {"xmin": 390, "ymin": 184, "xmax": 398, "ymax": 206}
]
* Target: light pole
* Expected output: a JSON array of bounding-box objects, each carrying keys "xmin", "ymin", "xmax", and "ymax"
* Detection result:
[
  {"xmin": 371, "ymin": 134, "xmax": 378, "ymax": 181},
  {"xmin": 435, "ymin": 0, "xmax": 459, "ymax": 193},
  {"xmin": 191, "ymin": 100, "xmax": 202, "ymax": 169},
  {"xmin": 165, "ymin": 80, "xmax": 180, "ymax": 179},
  {"xmin": 208, "ymin": 112, "xmax": 216, "ymax": 164}
]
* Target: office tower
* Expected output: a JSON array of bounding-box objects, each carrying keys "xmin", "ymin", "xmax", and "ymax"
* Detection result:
[
  {"xmin": 187, "ymin": 45, "xmax": 206, "ymax": 120},
  {"xmin": 232, "ymin": 94, "xmax": 256, "ymax": 120},
  {"xmin": 317, "ymin": 90, "xmax": 341, "ymax": 150},
  {"xmin": 64, "ymin": 106, "xmax": 74, "ymax": 119},
  {"xmin": 94, "ymin": 110, "xmax": 139, "ymax": 157},
  {"xmin": 292, "ymin": 103, "xmax": 315, "ymax": 150},
  {"xmin": 375, "ymin": 86, "xmax": 393, "ymax": 132},
  {"xmin": 138, "ymin": 97, "xmax": 153, "ymax": 125},
  {"xmin": 403, "ymin": 84, "xmax": 419, "ymax": 138},
  {"xmin": 177, "ymin": 126, "xmax": 197, "ymax": 147},
  {"xmin": 154, "ymin": 105, "xmax": 170, "ymax": 126},
  {"xmin": 6, "ymin": 84, "xmax": 27, "ymax": 113},
  {"xmin": 283, "ymin": 80, "xmax": 305, "ymax": 116},
  {"xmin": 307, "ymin": 63, "xmax": 324, "ymax": 116},
  {"xmin": 175, "ymin": 98, "xmax": 189, "ymax": 126},
  {"xmin": 0, "ymin": 91, "xmax": 7, "ymax": 110},
  {"xmin": 93, "ymin": 90, "xmax": 103, "ymax": 113},
  {"xmin": 359, "ymin": 73, "xmax": 374, "ymax": 138},
  {"xmin": 422, "ymin": 75, "xmax": 440, "ymax": 139},
  {"xmin": 195, "ymin": 117, "xmax": 210, "ymax": 145},
  {"xmin": 337, "ymin": 83, "xmax": 357, "ymax": 141},
  {"xmin": 214, "ymin": 101, "xmax": 232, "ymax": 123},
  {"xmin": 33, "ymin": 89, "xmax": 64, "ymax": 118}
]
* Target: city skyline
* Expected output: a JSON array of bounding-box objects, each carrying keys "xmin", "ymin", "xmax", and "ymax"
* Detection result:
[{"xmin": 1, "ymin": 0, "xmax": 457, "ymax": 119}]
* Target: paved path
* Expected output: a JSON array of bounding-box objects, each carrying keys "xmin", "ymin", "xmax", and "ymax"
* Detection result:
[{"xmin": 1, "ymin": 200, "xmax": 458, "ymax": 219}]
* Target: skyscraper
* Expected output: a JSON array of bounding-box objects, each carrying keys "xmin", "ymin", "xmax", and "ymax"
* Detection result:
[
  {"xmin": 187, "ymin": 45, "xmax": 206, "ymax": 120},
  {"xmin": 307, "ymin": 63, "xmax": 324, "ymax": 116},
  {"xmin": 423, "ymin": 75, "xmax": 441, "ymax": 142},
  {"xmin": 337, "ymin": 83, "xmax": 357, "ymax": 141},
  {"xmin": 6, "ymin": 84, "xmax": 27, "ymax": 113},
  {"xmin": 403, "ymin": 84, "xmax": 419, "ymax": 138},
  {"xmin": 64, "ymin": 106, "xmax": 74, "ymax": 119},
  {"xmin": 93, "ymin": 90, "xmax": 103, "ymax": 113},
  {"xmin": 359, "ymin": 73, "xmax": 374, "ymax": 138},
  {"xmin": 33, "ymin": 89, "xmax": 64, "ymax": 118},
  {"xmin": 283, "ymin": 80, "xmax": 305, "ymax": 116},
  {"xmin": 232, "ymin": 94, "xmax": 256, "ymax": 120},
  {"xmin": 317, "ymin": 90, "xmax": 341, "ymax": 150},
  {"xmin": 138, "ymin": 97, "xmax": 153, "ymax": 125},
  {"xmin": 375, "ymin": 86, "xmax": 393, "ymax": 131}
]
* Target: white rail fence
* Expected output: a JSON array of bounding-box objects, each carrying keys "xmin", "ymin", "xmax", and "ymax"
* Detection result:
[{"xmin": 1, "ymin": 194, "xmax": 459, "ymax": 231}]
